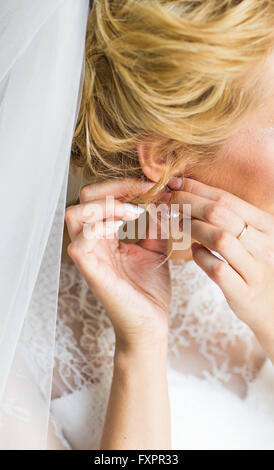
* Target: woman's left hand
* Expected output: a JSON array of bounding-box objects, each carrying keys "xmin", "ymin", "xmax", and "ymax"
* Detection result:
[{"xmin": 171, "ymin": 177, "xmax": 274, "ymax": 362}]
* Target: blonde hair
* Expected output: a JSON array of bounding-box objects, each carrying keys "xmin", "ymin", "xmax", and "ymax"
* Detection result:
[{"xmin": 72, "ymin": 0, "xmax": 274, "ymax": 205}]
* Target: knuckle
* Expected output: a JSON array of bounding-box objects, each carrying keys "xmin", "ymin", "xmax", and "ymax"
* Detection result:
[
  {"xmin": 67, "ymin": 242, "xmax": 78, "ymax": 260},
  {"xmin": 204, "ymin": 203, "xmax": 221, "ymax": 224},
  {"xmin": 214, "ymin": 229, "xmax": 231, "ymax": 251},
  {"xmin": 215, "ymin": 192, "xmax": 230, "ymax": 207},
  {"xmin": 80, "ymin": 185, "xmax": 91, "ymax": 202},
  {"xmin": 211, "ymin": 261, "xmax": 226, "ymax": 280}
]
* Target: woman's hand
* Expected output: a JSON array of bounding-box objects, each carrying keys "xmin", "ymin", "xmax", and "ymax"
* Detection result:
[
  {"xmin": 65, "ymin": 176, "xmax": 180, "ymax": 450},
  {"xmin": 171, "ymin": 177, "xmax": 274, "ymax": 361},
  {"xmin": 65, "ymin": 177, "xmax": 180, "ymax": 355}
]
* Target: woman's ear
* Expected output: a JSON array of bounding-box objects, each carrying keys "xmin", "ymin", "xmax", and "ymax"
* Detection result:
[{"xmin": 137, "ymin": 142, "xmax": 167, "ymax": 182}]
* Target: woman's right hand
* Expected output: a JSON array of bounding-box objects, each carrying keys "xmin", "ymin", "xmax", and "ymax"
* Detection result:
[{"xmin": 65, "ymin": 177, "xmax": 180, "ymax": 355}]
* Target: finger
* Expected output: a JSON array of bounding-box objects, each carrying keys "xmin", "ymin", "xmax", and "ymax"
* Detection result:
[
  {"xmin": 138, "ymin": 211, "xmax": 169, "ymax": 256},
  {"xmin": 190, "ymin": 218, "xmax": 256, "ymax": 283},
  {"xmin": 191, "ymin": 242, "xmax": 248, "ymax": 302},
  {"xmin": 67, "ymin": 219, "xmax": 123, "ymax": 257},
  {"xmin": 171, "ymin": 190, "xmax": 266, "ymax": 256},
  {"xmin": 65, "ymin": 199, "xmax": 145, "ymax": 241},
  {"xmin": 80, "ymin": 177, "xmax": 155, "ymax": 203},
  {"xmin": 171, "ymin": 191, "xmax": 245, "ymax": 236},
  {"xmin": 181, "ymin": 177, "xmax": 272, "ymax": 233},
  {"xmin": 67, "ymin": 235, "xmax": 118, "ymax": 295}
]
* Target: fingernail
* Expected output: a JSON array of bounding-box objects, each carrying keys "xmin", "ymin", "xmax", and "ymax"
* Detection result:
[
  {"xmin": 167, "ymin": 176, "xmax": 183, "ymax": 190},
  {"xmin": 123, "ymin": 203, "xmax": 145, "ymax": 216}
]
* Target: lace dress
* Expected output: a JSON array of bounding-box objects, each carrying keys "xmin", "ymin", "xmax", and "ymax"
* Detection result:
[{"xmin": 51, "ymin": 257, "xmax": 274, "ymax": 450}]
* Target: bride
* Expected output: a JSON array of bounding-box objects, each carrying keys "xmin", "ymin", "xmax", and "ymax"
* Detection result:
[
  {"xmin": 47, "ymin": 0, "xmax": 274, "ymax": 450},
  {"xmin": 1, "ymin": 0, "xmax": 274, "ymax": 450}
]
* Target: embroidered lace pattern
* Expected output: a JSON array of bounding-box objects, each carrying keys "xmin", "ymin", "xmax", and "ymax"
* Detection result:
[{"xmin": 53, "ymin": 258, "xmax": 265, "ymax": 398}]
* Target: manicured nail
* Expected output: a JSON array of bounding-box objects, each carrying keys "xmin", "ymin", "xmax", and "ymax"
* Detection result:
[{"xmin": 123, "ymin": 203, "xmax": 145, "ymax": 215}]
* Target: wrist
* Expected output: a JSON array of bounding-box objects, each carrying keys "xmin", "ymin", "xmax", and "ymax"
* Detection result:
[
  {"xmin": 251, "ymin": 323, "xmax": 274, "ymax": 363},
  {"xmin": 113, "ymin": 322, "xmax": 169, "ymax": 360},
  {"xmin": 114, "ymin": 339, "xmax": 168, "ymax": 374}
]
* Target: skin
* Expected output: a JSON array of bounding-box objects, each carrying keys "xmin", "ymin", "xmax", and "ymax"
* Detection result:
[{"xmin": 60, "ymin": 51, "xmax": 274, "ymax": 449}]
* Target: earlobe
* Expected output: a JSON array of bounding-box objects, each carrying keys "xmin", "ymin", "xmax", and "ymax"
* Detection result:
[{"xmin": 137, "ymin": 142, "xmax": 167, "ymax": 183}]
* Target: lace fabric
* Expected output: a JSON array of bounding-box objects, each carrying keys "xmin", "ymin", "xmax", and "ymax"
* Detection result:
[
  {"xmin": 53, "ymin": 258, "xmax": 266, "ymax": 401},
  {"xmin": 168, "ymin": 260, "xmax": 265, "ymax": 391},
  {"xmin": 50, "ymin": 256, "xmax": 271, "ymax": 449},
  {"xmin": 53, "ymin": 262, "xmax": 115, "ymax": 398}
]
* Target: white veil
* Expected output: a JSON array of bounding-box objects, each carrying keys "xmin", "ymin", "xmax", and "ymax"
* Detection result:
[{"xmin": 0, "ymin": 0, "xmax": 89, "ymax": 449}]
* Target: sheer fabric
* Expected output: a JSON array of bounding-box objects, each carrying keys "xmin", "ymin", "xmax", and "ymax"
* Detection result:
[{"xmin": 0, "ymin": 0, "xmax": 89, "ymax": 449}]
